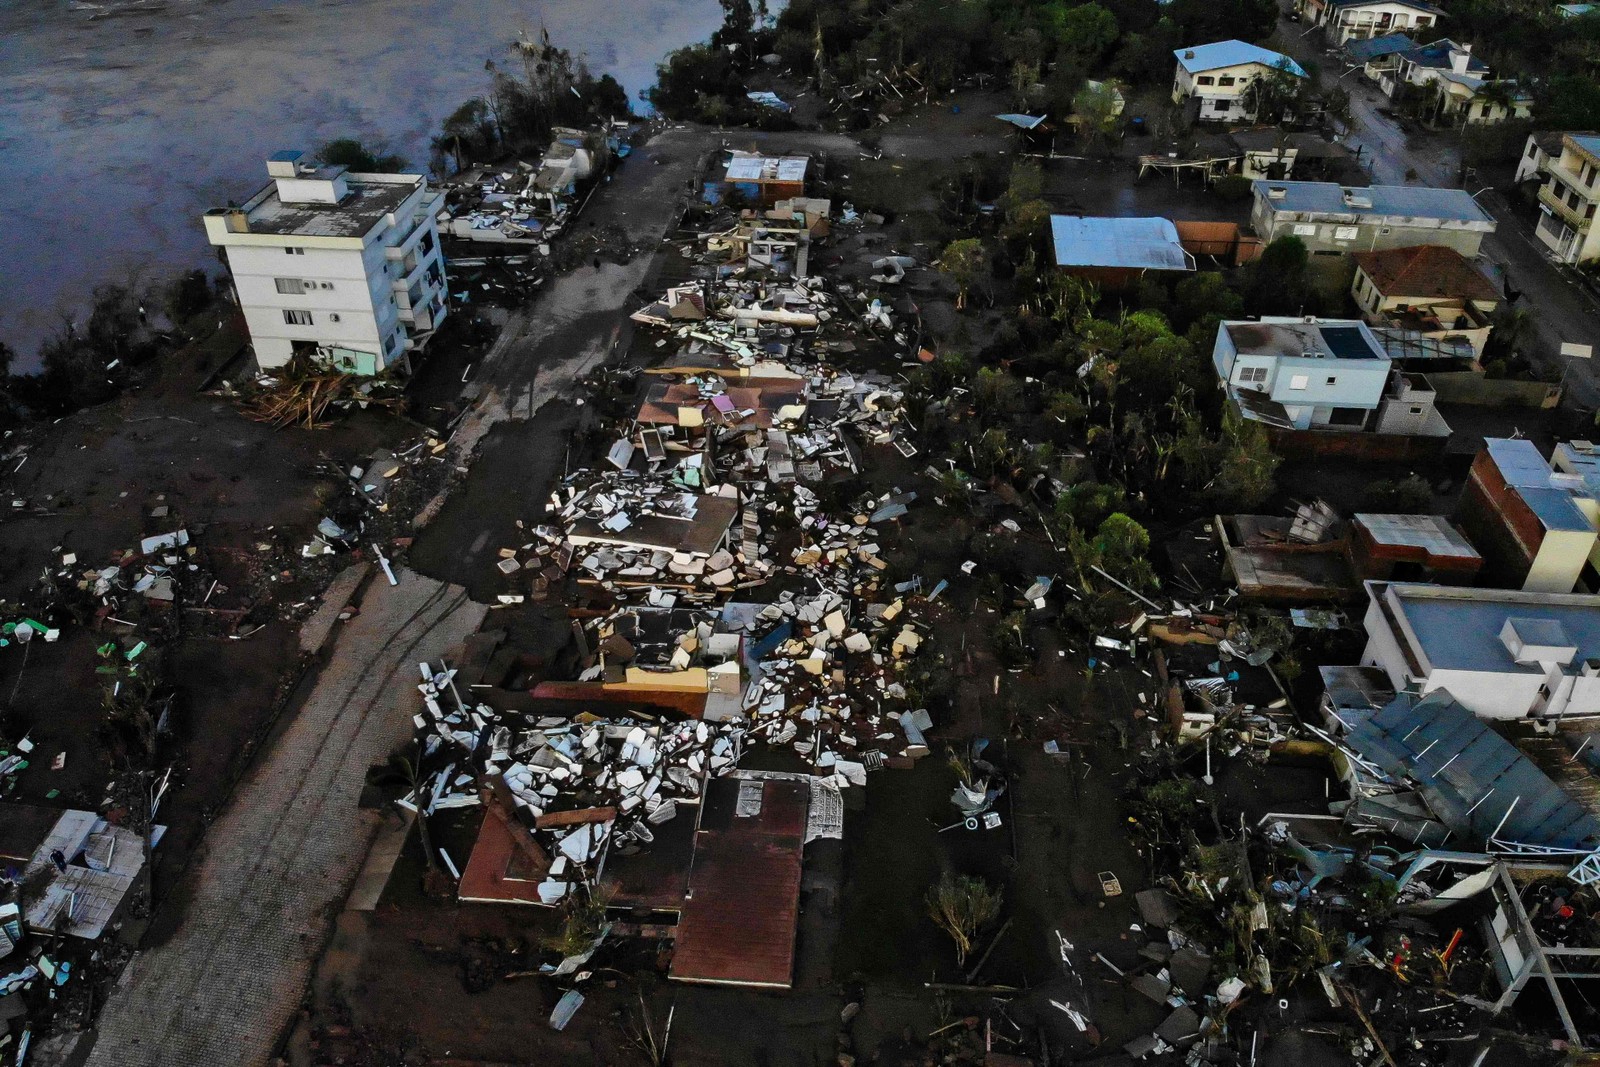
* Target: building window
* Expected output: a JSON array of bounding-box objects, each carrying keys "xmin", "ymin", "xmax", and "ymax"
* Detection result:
[
  {"xmin": 283, "ymin": 309, "xmax": 313, "ymax": 325},
  {"xmin": 274, "ymin": 277, "xmax": 306, "ymax": 295},
  {"xmin": 1526, "ymin": 141, "xmax": 1539, "ymax": 159},
  {"xmin": 1217, "ymin": 75, "xmax": 1236, "ymax": 87},
  {"xmin": 1212, "ymin": 99, "xmax": 1231, "ymax": 112},
  {"xmin": 1334, "ymin": 225, "xmax": 1359, "ymax": 241},
  {"xmin": 1197, "ymin": 75, "xmax": 1215, "ymax": 85},
  {"xmin": 1238, "ymin": 366, "xmax": 1268, "ymax": 384},
  {"xmin": 1326, "ymin": 375, "xmax": 1338, "ymax": 385},
  {"xmin": 419, "ymin": 231, "xmax": 436, "ymax": 257},
  {"xmin": 284, "ymin": 246, "xmax": 305, "ymax": 255},
  {"xmin": 1293, "ymin": 223, "xmax": 1318, "ymax": 236},
  {"xmin": 1410, "ymin": 405, "xmax": 1424, "ymax": 415},
  {"xmin": 1289, "ymin": 374, "xmax": 1309, "ymax": 390}
]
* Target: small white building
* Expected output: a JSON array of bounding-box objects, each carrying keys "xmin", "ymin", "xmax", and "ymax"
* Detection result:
[
  {"xmin": 1360, "ymin": 580, "xmax": 1600, "ymax": 722},
  {"xmin": 203, "ymin": 151, "xmax": 448, "ymax": 374},
  {"xmin": 1299, "ymin": 0, "xmax": 1442, "ymax": 44},
  {"xmin": 1171, "ymin": 41, "xmax": 1306, "ymax": 123}
]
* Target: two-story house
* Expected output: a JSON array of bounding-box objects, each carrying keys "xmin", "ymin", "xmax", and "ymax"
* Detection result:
[
  {"xmin": 203, "ymin": 151, "xmax": 448, "ymax": 375},
  {"xmin": 1212, "ymin": 317, "xmax": 1450, "ymax": 441},
  {"xmin": 1516, "ymin": 132, "xmax": 1600, "ymax": 264},
  {"xmin": 1171, "ymin": 41, "xmax": 1306, "ymax": 123},
  {"xmin": 1251, "ymin": 180, "xmax": 1497, "ymax": 257},
  {"xmin": 1351, "ymin": 245, "xmax": 1500, "ymax": 362},
  {"xmin": 1381, "ymin": 40, "xmax": 1531, "ymax": 125},
  {"xmin": 1299, "ymin": 0, "xmax": 1442, "ymax": 44}
]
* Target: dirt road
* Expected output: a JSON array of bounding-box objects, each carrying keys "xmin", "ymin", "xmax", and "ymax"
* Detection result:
[{"xmin": 76, "ymin": 569, "xmax": 485, "ymax": 1066}]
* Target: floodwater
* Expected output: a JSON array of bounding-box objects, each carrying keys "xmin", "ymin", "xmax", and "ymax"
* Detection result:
[{"xmin": 0, "ymin": 0, "xmax": 725, "ymax": 362}]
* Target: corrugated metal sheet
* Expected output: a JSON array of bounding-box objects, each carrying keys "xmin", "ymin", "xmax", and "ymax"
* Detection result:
[
  {"xmin": 1050, "ymin": 216, "xmax": 1192, "ymax": 272},
  {"xmin": 670, "ymin": 777, "xmax": 806, "ymax": 988},
  {"xmin": 1343, "ymin": 690, "xmax": 1600, "ymax": 852},
  {"xmin": 1173, "ymin": 40, "xmax": 1306, "ymax": 77}
]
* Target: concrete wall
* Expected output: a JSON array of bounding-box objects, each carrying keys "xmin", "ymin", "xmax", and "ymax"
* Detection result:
[
  {"xmin": 1264, "ymin": 423, "xmax": 1448, "ymax": 461},
  {"xmin": 1428, "ymin": 372, "xmax": 1558, "ymax": 408},
  {"xmin": 1526, "ymin": 528, "xmax": 1596, "ymax": 593}
]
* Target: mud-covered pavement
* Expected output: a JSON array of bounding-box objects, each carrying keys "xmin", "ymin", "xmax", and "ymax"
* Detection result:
[{"xmin": 0, "ymin": 0, "xmax": 725, "ymax": 362}]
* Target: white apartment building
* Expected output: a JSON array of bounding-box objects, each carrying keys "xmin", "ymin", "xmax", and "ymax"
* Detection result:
[
  {"xmin": 1516, "ymin": 133, "xmax": 1600, "ymax": 265},
  {"xmin": 1171, "ymin": 41, "xmax": 1306, "ymax": 123},
  {"xmin": 1361, "ymin": 581, "xmax": 1600, "ymax": 722},
  {"xmin": 203, "ymin": 151, "xmax": 448, "ymax": 374}
]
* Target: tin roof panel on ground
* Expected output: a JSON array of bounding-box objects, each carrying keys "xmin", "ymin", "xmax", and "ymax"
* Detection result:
[
  {"xmin": 1049, "ymin": 216, "xmax": 1192, "ymax": 271},
  {"xmin": 669, "ymin": 777, "xmax": 806, "ymax": 988}
]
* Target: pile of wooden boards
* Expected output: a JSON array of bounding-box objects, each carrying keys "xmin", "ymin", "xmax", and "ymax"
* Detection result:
[{"xmin": 234, "ymin": 366, "xmax": 404, "ymax": 429}]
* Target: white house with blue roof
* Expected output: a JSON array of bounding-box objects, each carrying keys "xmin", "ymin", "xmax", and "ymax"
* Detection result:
[
  {"xmin": 1250, "ymin": 180, "xmax": 1497, "ymax": 257},
  {"xmin": 1171, "ymin": 41, "xmax": 1306, "ymax": 123}
]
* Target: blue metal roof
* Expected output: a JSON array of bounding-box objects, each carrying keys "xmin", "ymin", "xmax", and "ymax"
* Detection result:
[
  {"xmin": 1345, "ymin": 33, "xmax": 1415, "ymax": 62},
  {"xmin": 1344, "ymin": 690, "xmax": 1600, "ymax": 854},
  {"xmin": 995, "ymin": 113, "xmax": 1046, "ymax": 130},
  {"xmin": 1400, "ymin": 39, "xmax": 1488, "ymax": 74},
  {"xmin": 1332, "ymin": 0, "xmax": 1441, "ymax": 12},
  {"xmin": 1572, "ymin": 134, "xmax": 1600, "ymax": 160},
  {"xmin": 1049, "ymin": 216, "xmax": 1193, "ymax": 272},
  {"xmin": 1252, "ymin": 180, "xmax": 1495, "ymax": 224},
  {"xmin": 1174, "ymin": 40, "xmax": 1306, "ymax": 78}
]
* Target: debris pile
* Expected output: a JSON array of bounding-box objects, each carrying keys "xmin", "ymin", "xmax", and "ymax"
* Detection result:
[
  {"xmin": 226, "ymin": 364, "xmax": 405, "ymax": 429},
  {"xmin": 410, "ymin": 660, "xmax": 744, "ymax": 903}
]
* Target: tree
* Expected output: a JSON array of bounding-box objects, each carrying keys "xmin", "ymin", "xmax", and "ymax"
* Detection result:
[
  {"xmin": 1536, "ymin": 74, "xmax": 1600, "ymax": 130},
  {"xmin": 1172, "ymin": 272, "xmax": 1243, "ymax": 331},
  {"xmin": 1208, "ymin": 408, "xmax": 1280, "ymax": 511},
  {"xmin": 318, "ymin": 138, "xmax": 406, "ymax": 172},
  {"xmin": 938, "ymin": 238, "xmax": 989, "ymax": 310},
  {"xmin": 1244, "ymin": 60, "xmax": 1305, "ymax": 124},
  {"xmin": 927, "ymin": 873, "xmax": 1003, "ymax": 966},
  {"xmin": 1094, "ymin": 513, "xmax": 1157, "ymax": 590},
  {"xmin": 1242, "ymin": 235, "xmax": 1310, "ymax": 315},
  {"xmin": 1001, "ymin": 198, "xmax": 1053, "ymax": 247},
  {"xmin": 1073, "ymin": 81, "xmax": 1124, "ymax": 153},
  {"xmin": 436, "ymin": 97, "xmax": 499, "ymax": 173},
  {"xmin": 1047, "ymin": 2, "xmax": 1119, "ymax": 68}
]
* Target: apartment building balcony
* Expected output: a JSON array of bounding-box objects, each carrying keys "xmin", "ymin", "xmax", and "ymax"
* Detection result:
[{"xmin": 1539, "ymin": 182, "xmax": 1595, "ymax": 232}]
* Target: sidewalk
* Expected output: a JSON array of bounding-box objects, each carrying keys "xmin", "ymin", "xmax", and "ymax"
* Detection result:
[{"xmin": 78, "ymin": 570, "xmax": 486, "ymax": 1067}]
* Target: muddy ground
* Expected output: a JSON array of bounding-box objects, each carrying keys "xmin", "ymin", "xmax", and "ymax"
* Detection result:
[{"xmin": 0, "ymin": 311, "xmax": 430, "ymax": 931}]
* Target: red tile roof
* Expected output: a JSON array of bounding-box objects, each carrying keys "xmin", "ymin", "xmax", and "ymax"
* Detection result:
[
  {"xmin": 1352, "ymin": 245, "xmax": 1500, "ymax": 302},
  {"xmin": 669, "ymin": 778, "xmax": 807, "ymax": 989}
]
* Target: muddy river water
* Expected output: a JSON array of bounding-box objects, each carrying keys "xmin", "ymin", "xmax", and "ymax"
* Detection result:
[{"xmin": 0, "ymin": 0, "xmax": 724, "ymax": 361}]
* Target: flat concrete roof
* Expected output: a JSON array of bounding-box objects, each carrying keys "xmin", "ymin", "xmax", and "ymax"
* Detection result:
[
  {"xmin": 1224, "ymin": 318, "xmax": 1386, "ymax": 361},
  {"xmin": 235, "ymin": 175, "xmax": 422, "ymax": 239},
  {"xmin": 1379, "ymin": 582, "xmax": 1600, "ymax": 674}
]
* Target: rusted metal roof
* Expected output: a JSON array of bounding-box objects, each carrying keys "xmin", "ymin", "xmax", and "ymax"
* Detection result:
[{"xmin": 670, "ymin": 777, "xmax": 807, "ymax": 988}]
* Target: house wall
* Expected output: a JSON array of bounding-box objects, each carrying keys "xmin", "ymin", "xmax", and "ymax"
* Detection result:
[
  {"xmin": 1173, "ymin": 60, "xmax": 1281, "ymax": 122},
  {"xmin": 1362, "ymin": 594, "xmax": 1417, "ymax": 691},
  {"xmin": 1457, "ymin": 449, "xmax": 1541, "ymax": 588},
  {"xmin": 1256, "ymin": 205, "xmax": 1491, "ymax": 257},
  {"xmin": 1525, "ymin": 528, "xmax": 1597, "ymax": 593},
  {"xmin": 1515, "ymin": 135, "xmax": 1551, "ymax": 184},
  {"xmin": 1328, "ymin": 2, "xmax": 1438, "ymax": 43},
  {"xmin": 1266, "ymin": 355, "xmax": 1390, "ymax": 415},
  {"xmin": 1264, "ymin": 423, "xmax": 1448, "ymax": 460}
]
